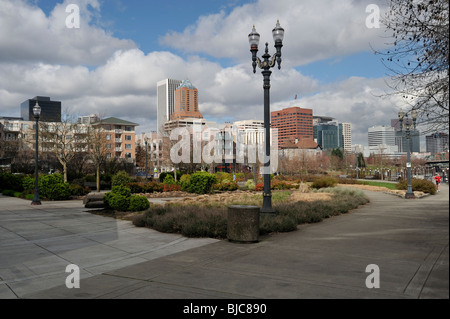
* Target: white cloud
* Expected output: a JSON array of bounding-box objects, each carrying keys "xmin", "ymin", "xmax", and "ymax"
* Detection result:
[
  {"xmin": 0, "ymin": 0, "xmax": 135, "ymax": 66},
  {"xmin": 0, "ymin": 0, "xmax": 401, "ymax": 147},
  {"xmin": 160, "ymin": 0, "xmax": 389, "ymax": 67}
]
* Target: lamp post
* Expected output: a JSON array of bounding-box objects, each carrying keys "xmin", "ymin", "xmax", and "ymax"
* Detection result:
[
  {"xmin": 398, "ymin": 109, "xmax": 418, "ymax": 199},
  {"xmin": 249, "ymin": 21, "xmax": 284, "ymax": 214},
  {"xmin": 31, "ymin": 101, "xmax": 42, "ymax": 205},
  {"xmin": 144, "ymin": 136, "xmax": 148, "ymax": 180}
]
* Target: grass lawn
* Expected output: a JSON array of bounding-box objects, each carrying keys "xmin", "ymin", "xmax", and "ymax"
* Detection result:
[{"xmin": 359, "ymin": 181, "xmax": 397, "ymax": 190}]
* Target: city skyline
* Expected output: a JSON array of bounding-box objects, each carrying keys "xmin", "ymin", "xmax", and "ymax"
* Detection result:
[{"xmin": 0, "ymin": 0, "xmax": 437, "ymax": 147}]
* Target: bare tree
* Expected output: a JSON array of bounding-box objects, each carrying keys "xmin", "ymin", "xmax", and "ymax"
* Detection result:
[
  {"xmin": 87, "ymin": 125, "xmax": 108, "ymax": 192},
  {"xmin": 378, "ymin": 0, "xmax": 449, "ymax": 132},
  {"xmin": 39, "ymin": 111, "xmax": 84, "ymax": 182}
]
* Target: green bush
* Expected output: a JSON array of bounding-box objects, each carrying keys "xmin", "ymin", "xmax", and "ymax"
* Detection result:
[
  {"xmin": 111, "ymin": 185, "xmax": 131, "ymax": 198},
  {"xmin": 111, "ymin": 170, "xmax": 132, "ymax": 187},
  {"xmin": 187, "ymin": 172, "xmax": 217, "ymax": 194},
  {"xmin": 69, "ymin": 184, "xmax": 90, "ymax": 197},
  {"xmin": 180, "ymin": 174, "xmax": 191, "ymax": 192},
  {"xmin": 396, "ymin": 178, "xmax": 437, "ymax": 195},
  {"xmin": 22, "ymin": 174, "xmax": 71, "ymax": 200},
  {"xmin": 245, "ymin": 179, "xmax": 256, "ymax": 191},
  {"xmin": 2, "ymin": 189, "xmax": 16, "ymax": 196},
  {"xmin": 128, "ymin": 195, "xmax": 150, "ymax": 212},
  {"xmin": 163, "ymin": 174, "xmax": 175, "ymax": 185},
  {"xmin": 159, "ymin": 171, "xmax": 180, "ymax": 183},
  {"xmin": 311, "ymin": 177, "xmax": 338, "ymax": 189},
  {"xmin": 46, "ymin": 183, "xmax": 71, "ymax": 200},
  {"xmin": 104, "ymin": 186, "xmax": 132, "ymax": 211},
  {"xmin": 108, "ymin": 194, "xmax": 130, "ymax": 211},
  {"xmin": 0, "ymin": 173, "xmax": 24, "ymax": 192},
  {"xmin": 213, "ymin": 182, "xmax": 239, "ymax": 192},
  {"xmin": 127, "ymin": 182, "xmax": 145, "ymax": 194}
]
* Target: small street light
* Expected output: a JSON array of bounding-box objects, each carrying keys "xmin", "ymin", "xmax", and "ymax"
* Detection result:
[
  {"xmin": 398, "ymin": 109, "xmax": 418, "ymax": 199},
  {"xmin": 249, "ymin": 21, "xmax": 284, "ymax": 214},
  {"xmin": 31, "ymin": 101, "xmax": 42, "ymax": 205}
]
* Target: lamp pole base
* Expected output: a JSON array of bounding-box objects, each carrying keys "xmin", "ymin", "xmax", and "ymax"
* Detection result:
[
  {"xmin": 405, "ymin": 192, "xmax": 416, "ymax": 199},
  {"xmin": 31, "ymin": 191, "xmax": 41, "ymax": 205}
]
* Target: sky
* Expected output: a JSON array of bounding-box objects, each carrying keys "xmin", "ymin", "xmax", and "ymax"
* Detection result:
[{"xmin": 0, "ymin": 0, "xmax": 413, "ymax": 146}]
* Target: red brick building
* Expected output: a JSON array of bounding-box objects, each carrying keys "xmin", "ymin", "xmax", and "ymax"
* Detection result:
[
  {"xmin": 170, "ymin": 79, "xmax": 203, "ymax": 121},
  {"xmin": 271, "ymin": 107, "xmax": 314, "ymax": 149}
]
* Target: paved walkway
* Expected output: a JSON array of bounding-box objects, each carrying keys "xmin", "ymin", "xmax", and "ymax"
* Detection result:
[
  {"xmin": 1, "ymin": 184, "xmax": 448, "ymax": 299},
  {"xmin": 0, "ymin": 196, "xmax": 217, "ymax": 298}
]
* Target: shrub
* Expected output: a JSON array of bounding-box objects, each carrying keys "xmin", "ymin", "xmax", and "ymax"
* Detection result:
[
  {"xmin": 396, "ymin": 178, "xmax": 437, "ymax": 195},
  {"xmin": 311, "ymin": 177, "xmax": 338, "ymax": 189},
  {"xmin": 108, "ymin": 194, "xmax": 130, "ymax": 211},
  {"xmin": 187, "ymin": 172, "xmax": 217, "ymax": 194},
  {"xmin": 104, "ymin": 186, "xmax": 132, "ymax": 211},
  {"xmin": 127, "ymin": 182, "xmax": 145, "ymax": 194},
  {"xmin": 255, "ymin": 183, "xmax": 264, "ymax": 191},
  {"xmin": 245, "ymin": 179, "xmax": 255, "ymax": 191},
  {"xmin": 163, "ymin": 184, "xmax": 182, "ymax": 192},
  {"xmin": 180, "ymin": 174, "xmax": 191, "ymax": 192},
  {"xmin": 22, "ymin": 174, "xmax": 72, "ymax": 200},
  {"xmin": 22, "ymin": 176, "xmax": 34, "ymax": 192},
  {"xmin": 163, "ymin": 174, "xmax": 175, "ymax": 185},
  {"xmin": 128, "ymin": 195, "xmax": 150, "ymax": 212},
  {"xmin": 132, "ymin": 214, "xmax": 146, "ymax": 227},
  {"xmin": 0, "ymin": 173, "xmax": 24, "ymax": 192},
  {"xmin": 159, "ymin": 172, "xmax": 174, "ymax": 183},
  {"xmin": 69, "ymin": 184, "xmax": 90, "ymax": 197},
  {"xmin": 46, "ymin": 183, "xmax": 71, "ymax": 200},
  {"xmin": 152, "ymin": 183, "xmax": 164, "ymax": 193},
  {"xmin": 2, "ymin": 189, "xmax": 16, "ymax": 196},
  {"xmin": 111, "ymin": 170, "xmax": 132, "ymax": 187},
  {"xmin": 213, "ymin": 182, "xmax": 239, "ymax": 192},
  {"xmin": 216, "ymin": 172, "xmax": 232, "ymax": 183},
  {"xmin": 111, "ymin": 185, "xmax": 131, "ymax": 198}
]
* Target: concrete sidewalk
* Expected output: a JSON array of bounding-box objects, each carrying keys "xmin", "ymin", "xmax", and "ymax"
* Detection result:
[
  {"xmin": 0, "ymin": 195, "xmax": 217, "ymax": 299},
  {"xmin": 17, "ymin": 183, "xmax": 449, "ymax": 299}
]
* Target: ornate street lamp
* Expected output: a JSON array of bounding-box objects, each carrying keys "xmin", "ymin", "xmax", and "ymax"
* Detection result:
[
  {"xmin": 144, "ymin": 136, "xmax": 148, "ymax": 180},
  {"xmin": 398, "ymin": 109, "xmax": 418, "ymax": 199},
  {"xmin": 249, "ymin": 21, "xmax": 284, "ymax": 214},
  {"xmin": 31, "ymin": 101, "xmax": 42, "ymax": 205}
]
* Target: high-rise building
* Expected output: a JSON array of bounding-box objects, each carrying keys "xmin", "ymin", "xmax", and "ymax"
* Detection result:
[
  {"xmin": 314, "ymin": 121, "xmax": 343, "ymax": 150},
  {"xmin": 426, "ymin": 132, "xmax": 449, "ymax": 154},
  {"xmin": 20, "ymin": 96, "xmax": 61, "ymax": 123},
  {"xmin": 170, "ymin": 80, "xmax": 203, "ymax": 121},
  {"xmin": 271, "ymin": 106, "xmax": 313, "ymax": 149},
  {"xmin": 342, "ymin": 122, "xmax": 352, "ymax": 153},
  {"xmin": 391, "ymin": 118, "xmax": 420, "ymax": 153},
  {"xmin": 157, "ymin": 79, "xmax": 182, "ymax": 133},
  {"xmin": 368, "ymin": 126, "xmax": 396, "ymax": 148}
]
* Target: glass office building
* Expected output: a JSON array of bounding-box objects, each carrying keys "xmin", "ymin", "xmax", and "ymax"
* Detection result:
[{"xmin": 20, "ymin": 96, "xmax": 61, "ymax": 123}]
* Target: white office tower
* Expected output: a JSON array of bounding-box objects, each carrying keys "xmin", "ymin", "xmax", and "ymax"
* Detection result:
[
  {"xmin": 342, "ymin": 122, "xmax": 352, "ymax": 153},
  {"xmin": 157, "ymin": 79, "xmax": 182, "ymax": 133},
  {"xmin": 368, "ymin": 126, "xmax": 397, "ymax": 148}
]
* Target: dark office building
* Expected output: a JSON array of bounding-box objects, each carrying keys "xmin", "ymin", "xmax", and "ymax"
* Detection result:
[
  {"xmin": 391, "ymin": 119, "xmax": 420, "ymax": 153},
  {"xmin": 20, "ymin": 96, "xmax": 61, "ymax": 122}
]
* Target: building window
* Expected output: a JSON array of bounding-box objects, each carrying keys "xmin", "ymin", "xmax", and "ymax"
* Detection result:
[
  {"xmin": 106, "ymin": 134, "xmax": 112, "ymax": 140},
  {"xmin": 106, "ymin": 144, "xmax": 112, "ymax": 149},
  {"xmin": 125, "ymin": 126, "xmax": 133, "ymax": 132},
  {"xmin": 125, "ymin": 144, "xmax": 132, "ymax": 150},
  {"xmin": 125, "ymin": 135, "xmax": 132, "ymax": 141}
]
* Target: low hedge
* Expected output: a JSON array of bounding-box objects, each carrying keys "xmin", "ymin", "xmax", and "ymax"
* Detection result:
[
  {"xmin": 104, "ymin": 186, "xmax": 150, "ymax": 211},
  {"xmin": 396, "ymin": 178, "xmax": 437, "ymax": 195}
]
